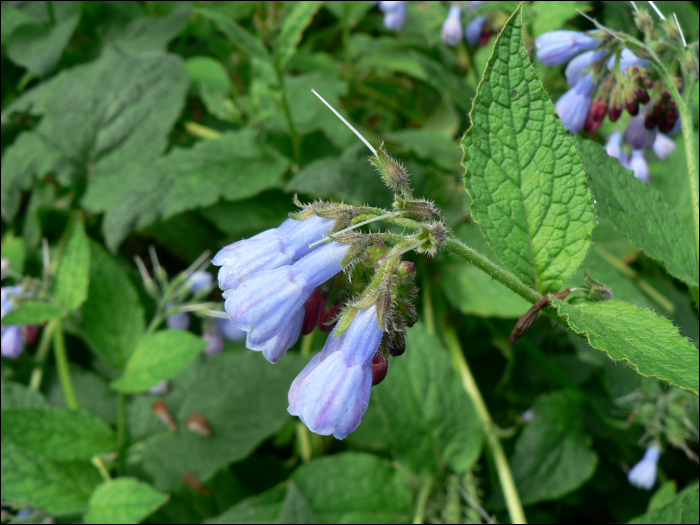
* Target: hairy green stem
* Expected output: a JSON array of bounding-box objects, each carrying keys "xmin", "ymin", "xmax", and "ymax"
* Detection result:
[
  {"xmin": 53, "ymin": 321, "xmax": 78, "ymax": 410},
  {"xmin": 412, "ymin": 475, "xmax": 434, "ymax": 525},
  {"xmin": 29, "ymin": 320, "xmax": 57, "ymax": 391},
  {"xmin": 442, "ymin": 323, "xmax": 527, "ymax": 524},
  {"xmin": 443, "ymin": 236, "xmax": 542, "ymax": 304},
  {"xmin": 296, "ymin": 422, "xmax": 312, "ymax": 463},
  {"xmin": 645, "ymin": 47, "xmax": 700, "ymax": 261}
]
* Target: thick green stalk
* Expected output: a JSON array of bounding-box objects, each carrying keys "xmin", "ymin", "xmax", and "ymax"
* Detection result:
[
  {"xmin": 442, "ymin": 323, "xmax": 527, "ymax": 524},
  {"xmin": 29, "ymin": 320, "xmax": 57, "ymax": 391},
  {"xmin": 443, "ymin": 236, "xmax": 542, "ymax": 304},
  {"xmin": 53, "ymin": 321, "xmax": 78, "ymax": 410},
  {"xmin": 412, "ymin": 475, "xmax": 434, "ymax": 524}
]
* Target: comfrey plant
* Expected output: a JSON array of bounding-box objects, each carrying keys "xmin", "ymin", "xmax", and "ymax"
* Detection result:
[{"xmin": 214, "ymin": 90, "xmax": 440, "ymax": 438}]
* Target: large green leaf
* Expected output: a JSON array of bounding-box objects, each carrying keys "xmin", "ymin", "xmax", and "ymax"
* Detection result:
[
  {"xmin": 1, "ymin": 46, "xmax": 189, "ymax": 222},
  {"xmin": 107, "ymin": 4, "xmax": 192, "ymax": 54},
  {"xmin": 134, "ymin": 351, "xmax": 305, "ymax": 491},
  {"xmin": 84, "ymin": 478, "xmax": 169, "ymax": 525},
  {"xmin": 1, "ymin": 439, "xmax": 101, "ymax": 514},
  {"xmin": 629, "ymin": 483, "xmax": 699, "ymax": 524},
  {"xmin": 67, "ymin": 242, "xmax": 145, "ymax": 371},
  {"xmin": 111, "ymin": 330, "xmax": 206, "ymax": 394},
  {"xmin": 575, "ymin": 137, "xmax": 698, "ymax": 288},
  {"xmin": 276, "ymin": 1, "xmax": 322, "ymax": 68},
  {"xmin": 5, "ymin": 2, "xmax": 80, "ymax": 76},
  {"xmin": 210, "ymin": 453, "xmax": 414, "ymax": 524},
  {"xmin": 0, "ymin": 378, "xmax": 48, "ymax": 410},
  {"xmin": 1, "ymin": 407, "xmax": 115, "ymax": 461},
  {"xmin": 198, "ymin": 8, "xmax": 272, "ymax": 63},
  {"xmin": 460, "ymin": 5, "xmax": 595, "ymax": 293},
  {"xmin": 186, "ymin": 56, "xmax": 239, "ymax": 121},
  {"xmin": 55, "ymin": 215, "xmax": 90, "ymax": 311},
  {"xmin": 504, "ymin": 390, "xmax": 598, "ymax": 506},
  {"xmin": 82, "ymin": 129, "xmax": 288, "ymax": 250},
  {"xmin": 553, "ymin": 299, "xmax": 699, "ymax": 394},
  {"xmin": 348, "ymin": 323, "xmax": 483, "ymax": 473},
  {"xmin": 1, "ymin": 231, "xmax": 25, "ymax": 274}
]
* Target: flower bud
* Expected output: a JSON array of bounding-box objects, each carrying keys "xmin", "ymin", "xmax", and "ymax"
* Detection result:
[
  {"xmin": 652, "ymin": 133, "xmax": 676, "ymax": 160},
  {"xmin": 371, "ymin": 147, "xmax": 412, "ymax": 197},
  {"xmin": 441, "ymin": 6, "xmax": 463, "ymax": 47},
  {"xmin": 465, "ymin": 15, "xmax": 488, "ymax": 47},
  {"xmin": 584, "ymin": 101, "xmax": 607, "ymax": 133},
  {"xmin": 628, "ymin": 445, "xmax": 661, "ymax": 490},
  {"xmin": 555, "ymin": 72, "xmax": 596, "ymax": 134},
  {"xmin": 371, "ymin": 351, "xmax": 389, "ymax": 386},
  {"xmin": 302, "ymin": 288, "xmax": 323, "ymax": 336},
  {"xmin": 318, "ymin": 298, "xmax": 341, "ymax": 333}
]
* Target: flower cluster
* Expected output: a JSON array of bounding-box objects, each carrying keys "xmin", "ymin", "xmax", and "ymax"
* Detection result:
[
  {"xmin": 535, "ymin": 30, "xmax": 682, "ymax": 142},
  {"xmin": 1, "ymin": 286, "xmax": 38, "ymax": 359},
  {"xmin": 213, "ymin": 98, "xmax": 444, "ymax": 438},
  {"xmin": 605, "ymin": 129, "xmax": 676, "ymax": 182},
  {"xmin": 377, "ymin": 1, "xmax": 408, "ymax": 30},
  {"xmin": 628, "ymin": 445, "xmax": 661, "ymax": 490},
  {"xmin": 441, "ymin": 2, "xmax": 491, "ymax": 47}
]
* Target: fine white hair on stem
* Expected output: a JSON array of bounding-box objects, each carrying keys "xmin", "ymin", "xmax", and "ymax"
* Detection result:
[
  {"xmin": 673, "ymin": 13, "xmax": 687, "ymax": 47},
  {"xmin": 577, "ymin": 10, "xmax": 624, "ymax": 41},
  {"xmin": 647, "ymin": 1, "xmax": 665, "ymax": 20},
  {"xmin": 311, "ymin": 89, "xmax": 377, "ymax": 156},
  {"xmin": 630, "ymin": 1, "xmax": 639, "ymax": 13},
  {"xmin": 308, "ymin": 212, "xmax": 399, "ymax": 248}
]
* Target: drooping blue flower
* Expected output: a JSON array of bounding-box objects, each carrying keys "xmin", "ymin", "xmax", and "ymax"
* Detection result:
[
  {"xmin": 288, "ymin": 305, "xmax": 384, "ymax": 439},
  {"xmin": 628, "ymin": 445, "xmax": 661, "ymax": 490},
  {"xmin": 379, "ymin": 1, "xmax": 408, "ymax": 30},
  {"xmin": 248, "ymin": 306, "xmax": 305, "ymax": 363},
  {"xmin": 565, "ymin": 49, "xmax": 608, "ymax": 87},
  {"xmin": 626, "ymin": 150, "xmax": 650, "ymax": 182},
  {"xmin": 465, "ymin": 15, "xmax": 488, "ymax": 46},
  {"xmin": 555, "ymin": 72, "xmax": 596, "ymax": 133},
  {"xmin": 213, "ymin": 216, "xmax": 335, "ymax": 291},
  {"xmin": 652, "ymin": 133, "xmax": 676, "ymax": 160},
  {"xmin": 441, "ymin": 5, "xmax": 463, "ymax": 47},
  {"xmin": 535, "ymin": 30, "xmax": 600, "ymax": 66},
  {"xmin": 224, "ymin": 241, "xmax": 350, "ymax": 346},
  {"xmin": 1, "ymin": 286, "xmax": 26, "ymax": 359},
  {"xmin": 166, "ymin": 306, "xmax": 190, "ymax": 331},
  {"xmin": 216, "ymin": 317, "xmax": 246, "ymax": 341},
  {"xmin": 624, "ymin": 104, "xmax": 657, "ymax": 149},
  {"xmin": 605, "ymin": 131, "xmax": 623, "ymax": 161},
  {"xmin": 607, "ymin": 48, "xmax": 649, "ymax": 74},
  {"xmin": 188, "ymin": 271, "xmax": 214, "ymax": 294},
  {"xmin": 1, "ymin": 325, "xmax": 24, "ymax": 359},
  {"xmin": 203, "ymin": 323, "xmax": 224, "ymax": 358}
]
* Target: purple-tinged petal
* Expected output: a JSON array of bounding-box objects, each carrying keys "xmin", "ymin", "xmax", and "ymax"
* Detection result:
[
  {"xmin": 607, "ymin": 48, "xmax": 648, "ymax": 74},
  {"xmin": 203, "ymin": 325, "xmax": 224, "ymax": 357},
  {"xmin": 216, "ymin": 317, "xmax": 246, "ymax": 341},
  {"xmin": 652, "ymin": 133, "xmax": 676, "ymax": 160},
  {"xmin": 248, "ymin": 306, "xmax": 305, "ymax": 363},
  {"xmin": 565, "ymin": 49, "xmax": 608, "ymax": 87},
  {"xmin": 338, "ymin": 305, "xmax": 384, "ymax": 367},
  {"xmin": 535, "ymin": 30, "xmax": 600, "ymax": 66},
  {"xmin": 624, "ymin": 105, "xmax": 657, "ymax": 149},
  {"xmin": 628, "ymin": 445, "xmax": 660, "ymax": 490},
  {"xmin": 555, "ymin": 72, "xmax": 595, "ymax": 134},
  {"xmin": 605, "ymin": 131, "xmax": 623, "ymax": 161},
  {"xmin": 1, "ymin": 326, "xmax": 24, "ymax": 358},
  {"xmin": 167, "ymin": 310, "xmax": 190, "ymax": 330},
  {"xmin": 442, "ymin": 5, "xmax": 463, "ymax": 47},
  {"xmin": 465, "ymin": 15, "xmax": 488, "ymax": 46},
  {"xmin": 628, "ymin": 150, "xmax": 650, "ymax": 182},
  {"xmin": 188, "ymin": 271, "xmax": 214, "ymax": 294}
]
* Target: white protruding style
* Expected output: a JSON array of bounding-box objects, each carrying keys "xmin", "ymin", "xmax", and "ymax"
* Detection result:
[{"xmin": 310, "ymin": 89, "xmax": 377, "ymax": 156}]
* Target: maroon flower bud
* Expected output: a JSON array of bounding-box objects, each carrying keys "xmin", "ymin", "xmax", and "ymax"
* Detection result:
[
  {"xmin": 645, "ymin": 79, "xmax": 654, "ymax": 89},
  {"xmin": 625, "ymin": 99, "xmax": 639, "ymax": 115},
  {"xmin": 22, "ymin": 325, "xmax": 39, "ymax": 344},
  {"xmin": 653, "ymin": 103, "xmax": 665, "ymax": 116},
  {"xmin": 668, "ymin": 100, "xmax": 676, "ymax": 111},
  {"xmin": 635, "ymin": 75, "xmax": 645, "ymax": 84},
  {"xmin": 658, "ymin": 111, "xmax": 678, "ymax": 133},
  {"xmin": 318, "ymin": 299, "xmax": 341, "ymax": 332},
  {"xmin": 371, "ymin": 351, "xmax": 389, "ymax": 386},
  {"xmin": 608, "ymin": 103, "xmax": 622, "ymax": 122},
  {"xmin": 633, "ymin": 88, "xmax": 650, "ymax": 104},
  {"xmin": 644, "ymin": 112, "xmax": 659, "ymax": 129},
  {"xmin": 301, "ymin": 288, "xmax": 323, "ymax": 335},
  {"xmin": 660, "ymin": 90, "xmax": 671, "ymax": 100},
  {"xmin": 584, "ymin": 101, "xmax": 607, "ymax": 133}
]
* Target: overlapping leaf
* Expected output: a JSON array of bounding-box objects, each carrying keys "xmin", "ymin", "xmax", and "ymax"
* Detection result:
[{"xmin": 461, "ymin": 5, "xmax": 595, "ymax": 293}]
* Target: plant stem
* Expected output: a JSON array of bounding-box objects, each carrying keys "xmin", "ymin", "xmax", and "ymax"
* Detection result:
[
  {"xmin": 91, "ymin": 456, "xmax": 112, "ymax": 482},
  {"xmin": 116, "ymin": 393, "xmax": 128, "ymax": 474},
  {"xmin": 442, "ymin": 323, "xmax": 527, "ymax": 524},
  {"xmin": 276, "ymin": 67, "xmax": 301, "ymax": 167},
  {"xmin": 412, "ymin": 475, "xmax": 434, "ymax": 525},
  {"xmin": 53, "ymin": 322, "xmax": 78, "ymax": 410},
  {"xmin": 296, "ymin": 422, "xmax": 312, "ymax": 463},
  {"xmin": 443, "ymin": 236, "xmax": 542, "ymax": 304},
  {"xmin": 29, "ymin": 320, "xmax": 57, "ymax": 391},
  {"xmin": 300, "ymin": 332, "xmax": 314, "ymax": 356},
  {"xmin": 644, "ymin": 45, "xmax": 699, "ymax": 261}
]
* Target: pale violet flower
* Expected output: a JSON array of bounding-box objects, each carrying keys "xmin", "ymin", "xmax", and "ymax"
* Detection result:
[
  {"xmin": 288, "ymin": 305, "xmax": 384, "ymax": 439},
  {"xmin": 216, "ymin": 317, "xmax": 246, "ymax": 341},
  {"xmin": 652, "ymin": 133, "xmax": 676, "ymax": 160},
  {"xmin": 555, "ymin": 72, "xmax": 596, "ymax": 133},
  {"xmin": 248, "ymin": 306, "xmax": 305, "ymax": 363},
  {"xmin": 605, "ymin": 131, "xmax": 623, "ymax": 161},
  {"xmin": 628, "ymin": 445, "xmax": 661, "ymax": 490},
  {"xmin": 535, "ymin": 30, "xmax": 600, "ymax": 66},
  {"xmin": 465, "ymin": 15, "xmax": 488, "ymax": 46},
  {"xmin": 441, "ymin": 6, "xmax": 463, "ymax": 47},
  {"xmin": 626, "ymin": 150, "xmax": 650, "ymax": 182},
  {"xmin": 607, "ymin": 48, "xmax": 648, "ymax": 74},
  {"xmin": 188, "ymin": 271, "xmax": 213, "ymax": 294},
  {"xmin": 624, "ymin": 104, "xmax": 657, "ymax": 149},
  {"xmin": 565, "ymin": 49, "xmax": 608, "ymax": 87},
  {"xmin": 379, "ymin": 1, "xmax": 408, "ymax": 30}
]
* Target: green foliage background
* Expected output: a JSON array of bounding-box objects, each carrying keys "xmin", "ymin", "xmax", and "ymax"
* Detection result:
[{"xmin": 1, "ymin": 1, "xmax": 698, "ymax": 523}]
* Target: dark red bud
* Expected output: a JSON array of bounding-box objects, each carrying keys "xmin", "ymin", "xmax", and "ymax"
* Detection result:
[
  {"xmin": 631, "ymin": 65, "xmax": 640, "ymax": 74},
  {"xmin": 584, "ymin": 101, "xmax": 607, "ymax": 133},
  {"xmin": 646, "ymin": 80, "xmax": 655, "ymax": 89},
  {"xmin": 633, "ymin": 88, "xmax": 650, "ymax": 104},
  {"xmin": 660, "ymin": 90, "xmax": 671, "ymax": 100},
  {"xmin": 318, "ymin": 300, "xmax": 341, "ymax": 332},
  {"xmin": 608, "ymin": 104, "xmax": 622, "ymax": 122},
  {"xmin": 668, "ymin": 100, "xmax": 676, "ymax": 111},
  {"xmin": 644, "ymin": 112, "xmax": 659, "ymax": 129},
  {"xmin": 371, "ymin": 351, "xmax": 389, "ymax": 386},
  {"xmin": 22, "ymin": 325, "xmax": 39, "ymax": 344},
  {"xmin": 625, "ymin": 99, "xmax": 639, "ymax": 116},
  {"xmin": 301, "ymin": 288, "xmax": 323, "ymax": 335},
  {"xmin": 658, "ymin": 112, "xmax": 678, "ymax": 133},
  {"xmin": 653, "ymin": 103, "xmax": 666, "ymax": 116},
  {"xmin": 635, "ymin": 75, "xmax": 645, "ymax": 84}
]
